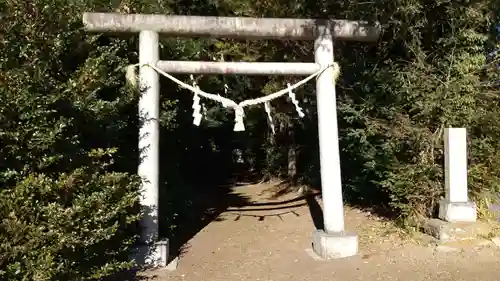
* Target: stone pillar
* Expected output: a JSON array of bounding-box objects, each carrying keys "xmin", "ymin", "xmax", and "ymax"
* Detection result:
[
  {"xmin": 438, "ymin": 128, "xmax": 477, "ymax": 222},
  {"xmin": 311, "ymin": 23, "xmax": 357, "ymax": 259},
  {"xmin": 136, "ymin": 30, "xmax": 168, "ymax": 267}
]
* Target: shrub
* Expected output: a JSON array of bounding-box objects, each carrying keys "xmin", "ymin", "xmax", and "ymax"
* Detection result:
[
  {"xmin": 0, "ymin": 153, "xmax": 142, "ymax": 281},
  {"xmin": 0, "ymin": 0, "xmax": 143, "ymax": 279}
]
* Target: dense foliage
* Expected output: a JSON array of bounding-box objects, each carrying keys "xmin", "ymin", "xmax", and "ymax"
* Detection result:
[
  {"xmin": 0, "ymin": 1, "xmax": 143, "ymax": 280},
  {"xmin": 1, "ymin": 0, "xmax": 499, "ymax": 279}
]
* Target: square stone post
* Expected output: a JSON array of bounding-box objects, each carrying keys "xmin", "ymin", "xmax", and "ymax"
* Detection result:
[{"xmin": 438, "ymin": 128, "xmax": 477, "ymax": 222}]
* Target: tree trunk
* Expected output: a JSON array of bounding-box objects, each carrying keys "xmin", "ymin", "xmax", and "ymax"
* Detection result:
[{"xmin": 287, "ymin": 122, "xmax": 297, "ymax": 185}]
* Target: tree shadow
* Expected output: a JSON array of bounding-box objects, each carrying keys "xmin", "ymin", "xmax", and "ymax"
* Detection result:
[
  {"xmin": 156, "ymin": 94, "xmax": 254, "ymax": 262},
  {"xmin": 164, "ymin": 182, "xmax": 251, "ymax": 261}
]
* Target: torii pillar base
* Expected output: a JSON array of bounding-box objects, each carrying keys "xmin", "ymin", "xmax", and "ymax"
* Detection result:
[{"xmin": 312, "ymin": 230, "xmax": 358, "ymax": 259}]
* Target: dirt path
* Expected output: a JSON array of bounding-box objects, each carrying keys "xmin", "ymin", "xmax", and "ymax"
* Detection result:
[{"xmin": 147, "ymin": 183, "xmax": 500, "ymax": 281}]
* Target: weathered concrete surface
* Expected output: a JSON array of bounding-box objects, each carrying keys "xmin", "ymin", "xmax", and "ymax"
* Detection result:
[
  {"xmin": 312, "ymin": 230, "xmax": 358, "ymax": 259},
  {"xmin": 83, "ymin": 13, "xmax": 381, "ymax": 41},
  {"xmin": 422, "ymin": 218, "xmax": 492, "ymax": 242},
  {"xmin": 156, "ymin": 61, "xmax": 321, "ymax": 76},
  {"xmin": 439, "ymin": 200, "xmax": 477, "ymax": 222}
]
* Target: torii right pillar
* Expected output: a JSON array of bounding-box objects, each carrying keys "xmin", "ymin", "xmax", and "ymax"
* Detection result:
[{"xmin": 311, "ymin": 24, "xmax": 358, "ymax": 259}]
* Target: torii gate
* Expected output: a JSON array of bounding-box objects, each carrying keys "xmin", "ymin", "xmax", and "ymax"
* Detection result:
[{"xmin": 83, "ymin": 12, "xmax": 381, "ymax": 267}]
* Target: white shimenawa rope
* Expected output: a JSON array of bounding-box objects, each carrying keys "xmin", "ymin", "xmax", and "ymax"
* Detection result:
[{"xmin": 128, "ymin": 62, "xmax": 340, "ymax": 131}]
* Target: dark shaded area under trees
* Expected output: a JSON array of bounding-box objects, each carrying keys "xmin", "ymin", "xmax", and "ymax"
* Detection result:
[{"xmin": 1, "ymin": 0, "xmax": 499, "ymax": 279}]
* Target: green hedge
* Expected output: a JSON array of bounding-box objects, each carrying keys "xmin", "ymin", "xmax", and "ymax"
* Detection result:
[
  {"xmin": 0, "ymin": 164, "xmax": 141, "ymax": 281},
  {"xmin": 1, "ymin": 0, "xmax": 143, "ymax": 279}
]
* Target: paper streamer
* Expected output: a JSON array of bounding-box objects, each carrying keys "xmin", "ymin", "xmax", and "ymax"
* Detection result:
[
  {"xmin": 287, "ymin": 83, "xmax": 305, "ymax": 118},
  {"xmin": 233, "ymin": 106, "xmax": 245, "ymax": 131},
  {"xmin": 264, "ymin": 101, "xmax": 275, "ymax": 134},
  {"xmin": 191, "ymin": 75, "xmax": 203, "ymax": 126}
]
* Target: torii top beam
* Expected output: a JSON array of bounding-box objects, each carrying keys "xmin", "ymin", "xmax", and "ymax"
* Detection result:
[{"xmin": 82, "ymin": 13, "xmax": 381, "ymax": 42}]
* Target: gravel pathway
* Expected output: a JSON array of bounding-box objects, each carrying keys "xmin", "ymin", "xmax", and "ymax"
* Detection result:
[{"xmin": 146, "ymin": 184, "xmax": 500, "ymax": 281}]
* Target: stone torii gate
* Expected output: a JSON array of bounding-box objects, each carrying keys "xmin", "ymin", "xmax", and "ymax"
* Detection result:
[{"xmin": 83, "ymin": 12, "xmax": 381, "ymax": 267}]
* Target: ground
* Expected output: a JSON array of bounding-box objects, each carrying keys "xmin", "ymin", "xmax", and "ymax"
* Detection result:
[{"xmin": 145, "ymin": 183, "xmax": 500, "ymax": 281}]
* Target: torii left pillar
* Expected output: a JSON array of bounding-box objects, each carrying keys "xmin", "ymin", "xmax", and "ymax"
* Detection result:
[{"xmin": 136, "ymin": 30, "xmax": 169, "ymax": 267}]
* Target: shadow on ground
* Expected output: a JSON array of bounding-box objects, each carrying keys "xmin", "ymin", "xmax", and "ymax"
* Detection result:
[
  {"xmin": 261, "ymin": 177, "xmax": 397, "ymax": 221},
  {"xmin": 305, "ymin": 193, "xmax": 325, "ymax": 230},
  {"xmin": 164, "ymin": 182, "xmax": 251, "ymax": 260},
  {"xmin": 248, "ymin": 181, "xmax": 326, "ymax": 230},
  {"xmin": 164, "ymin": 179, "xmax": 330, "ymax": 263}
]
